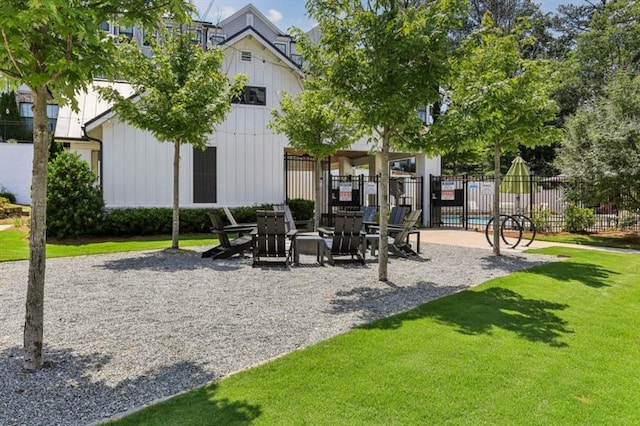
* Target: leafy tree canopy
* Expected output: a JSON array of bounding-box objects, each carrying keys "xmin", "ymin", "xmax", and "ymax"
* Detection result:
[
  {"xmin": 98, "ymin": 30, "xmax": 246, "ymax": 148},
  {"xmin": 556, "ymin": 71, "xmax": 640, "ymax": 210},
  {"xmin": 304, "ymin": 0, "xmax": 466, "ymax": 152},
  {"xmin": 0, "ymin": 0, "xmax": 192, "ymax": 109},
  {"xmin": 430, "ymin": 14, "xmax": 561, "ymax": 156}
]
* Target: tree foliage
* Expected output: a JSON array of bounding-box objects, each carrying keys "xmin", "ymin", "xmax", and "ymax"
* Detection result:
[
  {"xmin": 430, "ymin": 14, "xmax": 560, "ymax": 254},
  {"xmin": 0, "ymin": 0, "xmax": 191, "ymax": 370},
  {"xmin": 99, "ymin": 29, "xmax": 247, "ymax": 249},
  {"xmin": 269, "ymin": 78, "xmax": 359, "ymax": 229},
  {"xmin": 556, "ymin": 72, "xmax": 640, "ymax": 210},
  {"xmin": 305, "ymin": 0, "xmax": 465, "ymax": 280}
]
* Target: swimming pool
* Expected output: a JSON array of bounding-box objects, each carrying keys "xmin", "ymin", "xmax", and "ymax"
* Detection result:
[{"xmin": 441, "ymin": 216, "xmax": 492, "ymax": 226}]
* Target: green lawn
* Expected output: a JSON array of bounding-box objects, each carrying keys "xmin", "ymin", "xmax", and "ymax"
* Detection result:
[
  {"xmin": 0, "ymin": 230, "xmax": 219, "ymax": 262},
  {"xmin": 107, "ymin": 247, "xmax": 640, "ymax": 425},
  {"xmin": 536, "ymin": 233, "xmax": 640, "ymax": 250}
]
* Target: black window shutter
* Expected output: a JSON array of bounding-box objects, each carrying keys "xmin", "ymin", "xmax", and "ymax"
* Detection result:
[{"xmin": 193, "ymin": 147, "xmax": 217, "ymax": 203}]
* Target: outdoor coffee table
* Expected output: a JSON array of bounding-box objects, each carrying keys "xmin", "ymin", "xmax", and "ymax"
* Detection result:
[{"xmin": 293, "ymin": 234, "xmax": 326, "ymax": 266}]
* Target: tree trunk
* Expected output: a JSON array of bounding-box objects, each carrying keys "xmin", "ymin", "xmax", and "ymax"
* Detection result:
[
  {"xmin": 23, "ymin": 86, "xmax": 49, "ymax": 370},
  {"xmin": 493, "ymin": 142, "xmax": 502, "ymax": 256},
  {"xmin": 171, "ymin": 140, "xmax": 180, "ymax": 250},
  {"xmin": 314, "ymin": 157, "xmax": 322, "ymax": 231},
  {"xmin": 378, "ymin": 129, "xmax": 391, "ymax": 281}
]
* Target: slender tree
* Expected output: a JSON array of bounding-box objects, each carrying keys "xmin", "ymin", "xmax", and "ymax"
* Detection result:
[
  {"xmin": 429, "ymin": 14, "xmax": 560, "ymax": 255},
  {"xmin": 269, "ymin": 79, "xmax": 359, "ymax": 230},
  {"xmin": 305, "ymin": 0, "xmax": 465, "ymax": 281},
  {"xmin": 99, "ymin": 29, "xmax": 246, "ymax": 250},
  {"xmin": 0, "ymin": 0, "xmax": 191, "ymax": 370}
]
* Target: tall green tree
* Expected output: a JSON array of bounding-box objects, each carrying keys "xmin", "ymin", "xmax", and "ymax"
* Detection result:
[
  {"xmin": 99, "ymin": 30, "xmax": 246, "ymax": 250},
  {"xmin": 556, "ymin": 71, "xmax": 640, "ymax": 211},
  {"xmin": 429, "ymin": 15, "xmax": 560, "ymax": 255},
  {"xmin": 0, "ymin": 0, "xmax": 191, "ymax": 370},
  {"xmin": 269, "ymin": 79, "xmax": 359, "ymax": 230},
  {"xmin": 305, "ymin": 0, "xmax": 464, "ymax": 281}
]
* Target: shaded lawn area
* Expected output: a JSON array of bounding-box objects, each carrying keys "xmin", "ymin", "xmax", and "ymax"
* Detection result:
[
  {"xmin": 536, "ymin": 232, "xmax": 640, "ymax": 250},
  {"xmin": 107, "ymin": 247, "xmax": 640, "ymax": 425},
  {"xmin": 0, "ymin": 230, "xmax": 219, "ymax": 262}
]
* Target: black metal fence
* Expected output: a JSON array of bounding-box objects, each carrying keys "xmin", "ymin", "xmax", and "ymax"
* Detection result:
[
  {"xmin": 284, "ymin": 153, "xmax": 424, "ymax": 226},
  {"xmin": 0, "ymin": 118, "xmax": 57, "ymax": 143},
  {"xmin": 430, "ymin": 174, "xmax": 640, "ymax": 233}
]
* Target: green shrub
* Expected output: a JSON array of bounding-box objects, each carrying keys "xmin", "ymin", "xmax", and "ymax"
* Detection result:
[
  {"xmin": 563, "ymin": 204, "xmax": 596, "ymax": 233},
  {"xmin": 287, "ymin": 198, "xmax": 314, "ymax": 220},
  {"xmin": 47, "ymin": 152, "xmax": 104, "ymax": 239},
  {"xmin": 101, "ymin": 208, "xmax": 212, "ymax": 236},
  {"xmin": 531, "ymin": 207, "xmax": 551, "ymax": 232},
  {"xmin": 0, "ymin": 187, "xmax": 16, "ymax": 204},
  {"xmin": 0, "ymin": 196, "xmax": 8, "ymax": 208}
]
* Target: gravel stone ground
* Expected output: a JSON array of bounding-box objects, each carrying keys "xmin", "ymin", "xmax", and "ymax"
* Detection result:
[{"xmin": 0, "ymin": 244, "xmax": 555, "ymax": 425}]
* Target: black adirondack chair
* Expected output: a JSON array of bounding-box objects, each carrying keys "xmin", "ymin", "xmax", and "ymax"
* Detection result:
[
  {"xmin": 252, "ymin": 210, "xmax": 293, "ymax": 267},
  {"xmin": 201, "ymin": 212, "xmax": 253, "ymax": 259},
  {"xmin": 322, "ymin": 210, "xmax": 365, "ymax": 265}
]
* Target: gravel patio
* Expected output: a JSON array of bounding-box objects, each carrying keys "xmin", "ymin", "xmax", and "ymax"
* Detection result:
[{"xmin": 0, "ymin": 244, "xmax": 554, "ymax": 425}]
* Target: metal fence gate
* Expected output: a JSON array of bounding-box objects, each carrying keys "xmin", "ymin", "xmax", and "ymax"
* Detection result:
[
  {"xmin": 430, "ymin": 174, "xmax": 640, "ymax": 233},
  {"xmin": 284, "ymin": 153, "xmax": 424, "ymax": 226}
]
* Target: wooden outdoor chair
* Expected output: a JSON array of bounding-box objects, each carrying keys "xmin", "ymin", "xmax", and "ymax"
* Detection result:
[
  {"xmin": 201, "ymin": 212, "xmax": 253, "ymax": 259},
  {"xmin": 252, "ymin": 210, "xmax": 294, "ymax": 267},
  {"xmin": 322, "ymin": 210, "xmax": 365, "ymax": 265},
  {"xmin": 367, "ymin": 209, "xmax": 423, "ymax": 258}
]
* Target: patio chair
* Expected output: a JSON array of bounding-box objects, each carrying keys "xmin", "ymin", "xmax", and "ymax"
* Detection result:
[
  {"xmin": 367, "ymin": 209, "xmax": 423, "ymax": 258},
  {"xmin": 252, "ymin": 210, "xmax": 294, "ymax": 267},
  {"xmin": 273, "ymin": 204, "xmax": 312, "ymax": 233},
  {"xmin": 367, "ymin": 205, "xmax": 409, "ymax": 234},
  {"xmin": 223, "ymin": 206, "xmax": 257, "ymax": 229},
  {"xmin": 389, "ymin": 205, "xmax": 409, "ymax": 226},
  {"xmin": 322, "ymin": 210, "xmax": 365, "ymax": 265},
  {"xmin": 201, "ymin": 212, "xmax": 253, "ymax": 259}
]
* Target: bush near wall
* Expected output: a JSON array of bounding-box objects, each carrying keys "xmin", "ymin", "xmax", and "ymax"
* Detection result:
[
  {"xmin": 287, "ymin": 198, "xmax": 314, "ymax": 220},
  {"xmin": 100, "ymin": 204, "xmax": 273, "ymax": 237}
]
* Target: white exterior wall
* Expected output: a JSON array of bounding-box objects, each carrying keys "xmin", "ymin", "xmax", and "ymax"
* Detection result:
[
  {"xmin": 101, "ymin": 35, "xmax": 302, "ymax": 208},
  {"xmin": 0, "ymin": 143, "xmax": 33, "ymax": 204}
]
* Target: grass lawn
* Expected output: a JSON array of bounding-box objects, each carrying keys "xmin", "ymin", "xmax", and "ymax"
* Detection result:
[
  {"xmin": 106, "ymin": 247, "xmax": 640, "ymax": 425},
  {"xmin": 536, "ymin": 232, "xmax": 640, "ymax": 250},
  {"xmin": 0, "ymin": 230, "xmax": 219, "ymax": 262}
]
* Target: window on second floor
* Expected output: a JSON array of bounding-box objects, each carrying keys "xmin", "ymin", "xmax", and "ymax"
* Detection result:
[
  {"xmin": 190, "ymin": 29, "xmax": 202, "ymax": 45},
  {"xmin": 232, "ymin": 86, "xmax": 266, "ymax": 106},
  {"xmin": 209, "ymin": 34, "xmax": 225, "ymax": 45},
  {"xmin": 99, "ymin": 21, "xmax": 110, "ymax": 32},
  {"xmin": 291, "ymin": 54, "xmax": 303, "ymax": 68},
  {"xmin": 118, "ymin": 26, "xmax": 134, "ymax": 41},
  {"xmin": 274, "ymin": 42, "xmax": 287, "ymax": 55}
]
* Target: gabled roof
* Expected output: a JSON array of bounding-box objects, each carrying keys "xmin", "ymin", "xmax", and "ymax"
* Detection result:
[
  {"xmin": 222, "ymin": 26, "xmax": 304, "ymax": 76},
  {"xmin": 54, "ymin": 80, "xmax": 133, "ymax": 140},
  {"xmin": 220, "ymin": 4, "xmax": 288, "ymax": 37}
]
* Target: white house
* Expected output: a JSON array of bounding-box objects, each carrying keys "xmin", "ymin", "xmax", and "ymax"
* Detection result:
[{"xmin": 54, "ymin": 3, "xmax": 442, "ymax": 224}]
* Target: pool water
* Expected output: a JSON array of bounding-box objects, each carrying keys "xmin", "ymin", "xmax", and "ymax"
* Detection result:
[{"xmin": 442, "ymin": 216, "xmax": 492, "ymax": 226}]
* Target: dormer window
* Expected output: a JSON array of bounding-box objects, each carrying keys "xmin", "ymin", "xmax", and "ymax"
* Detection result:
[
  {"xmin": 274, "ymin": 42, "xmax": 287, "ymax": 55},
  {"xmin": 241, "ymin": 51, "xmax": 252, "ymax": 62},
  {"xmin": 291, "ymin": 54, "xmax": 303, "ymax": 67},
  {"xmin": 209, "ymin": 34, "xmax": 225, "ymax": 45}
]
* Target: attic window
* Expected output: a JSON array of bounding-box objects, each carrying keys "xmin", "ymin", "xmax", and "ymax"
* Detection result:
[{"xmin": 241, "ymin": 51, "xmax": 252, "ymax": 61}]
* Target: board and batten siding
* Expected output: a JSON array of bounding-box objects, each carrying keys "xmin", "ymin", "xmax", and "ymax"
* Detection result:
[{"xmin": 101, "ymin": 35, "xmax": 302, "ymax": 208}]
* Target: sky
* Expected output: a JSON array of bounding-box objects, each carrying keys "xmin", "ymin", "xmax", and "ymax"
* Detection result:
[{"xmin": 191, "ymin": 0, "xmax": 587, "ymax": 33}]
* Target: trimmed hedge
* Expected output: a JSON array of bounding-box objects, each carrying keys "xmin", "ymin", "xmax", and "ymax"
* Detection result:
[
  {"xmin": 287, "ymin": 198, "xmax": 314, "ymax": 220},
  {"xmin": 100, "ymin": 204, "xmax": 273, "ymax": 237}
]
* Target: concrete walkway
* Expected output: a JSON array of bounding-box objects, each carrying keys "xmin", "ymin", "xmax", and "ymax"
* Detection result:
[{"xmin": 418, "ymin": 229, "xmax": 640, "ymax": 254}]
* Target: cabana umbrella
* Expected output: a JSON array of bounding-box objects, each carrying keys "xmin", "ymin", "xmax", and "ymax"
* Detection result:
[{"xmin": 500, "ymin": 155, "xmax": 537, "ymax": 212}]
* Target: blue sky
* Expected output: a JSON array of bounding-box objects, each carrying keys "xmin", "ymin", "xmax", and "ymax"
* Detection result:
[{"xmin": 191, "ymin": 1, "xmax": 586, "ymax": 33}]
